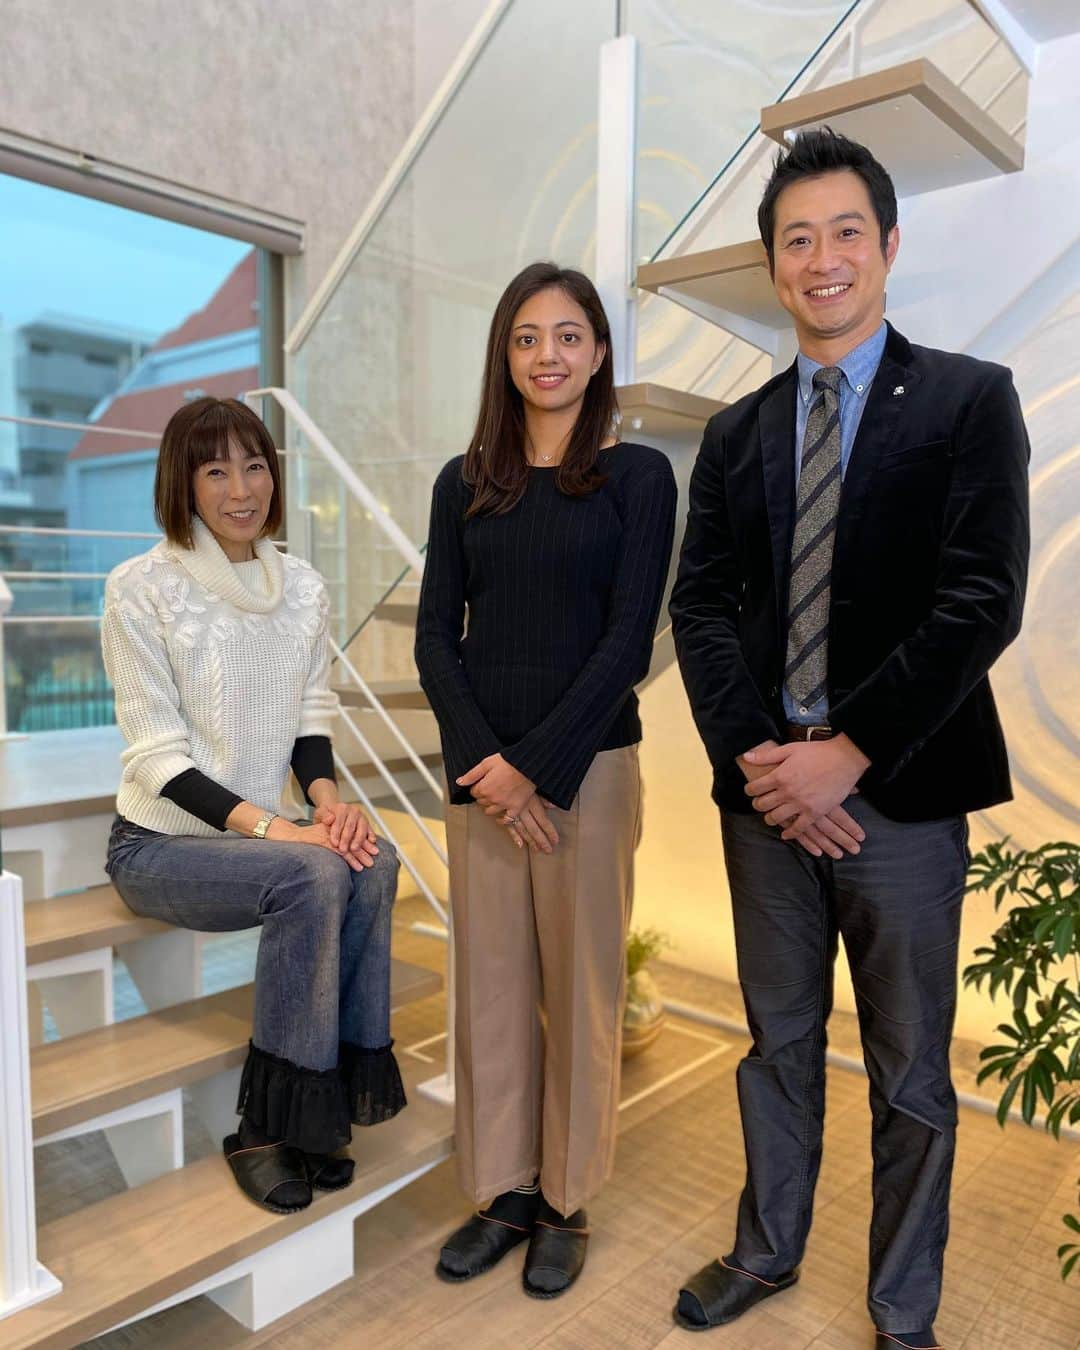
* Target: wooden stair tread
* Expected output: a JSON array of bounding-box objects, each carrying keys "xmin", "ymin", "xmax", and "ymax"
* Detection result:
[
  {"xmin": 333, "ymin": 679, "xmax": 430, "ymax": 711},
  {"xmin": 373, "ymin": 601, "xmax": 419, "ymax": 624},
  {"xmin": 636, "ymin": 240, "xmax": 787, "ymax": 335},
  {"xmin": 25, "ymin": 886, "xmax": 171, "ymax": 966},
  {"xmin": 341, "ymin": 750, "xmax": 442, "ymax": 782},
  {"xmin": 31, "ymin": 960, "xmax": 441, "ymax": 1139},
  {"xmin": 760, "ymin": 58, "xmax": 1024, "ymax": 197},
  {"xmin": 617, "ymin": 382, "xmax": 726, "ymax": 436},
  {"xmin": 3, "ymin": 1068, "xmax": 452, "ymax": 1350}
]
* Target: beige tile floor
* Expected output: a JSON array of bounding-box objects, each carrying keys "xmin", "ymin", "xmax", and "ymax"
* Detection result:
[{"xmin": 33, "ymin": 895, "xmax": 1079, "ymax": 1349}]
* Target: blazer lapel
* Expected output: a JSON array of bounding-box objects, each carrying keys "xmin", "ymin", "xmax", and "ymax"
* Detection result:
[
  {"xmin": 758, "ymin": 365, "xmax": 798, "ymax": 627},
  {"xmin": 835, "ymin": 343, "xmax": 920, "ymax": 569}
]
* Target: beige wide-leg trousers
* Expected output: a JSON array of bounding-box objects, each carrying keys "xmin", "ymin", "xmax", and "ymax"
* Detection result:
[{"xmin": 446, "ymin": 744, "xmax": 642, "ymax": 1217}]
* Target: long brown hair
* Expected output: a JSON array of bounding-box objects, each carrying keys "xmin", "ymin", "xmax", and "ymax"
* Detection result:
[{"xmin": 463, "ymin": 262, "xmax": 617, "ymax": 517}]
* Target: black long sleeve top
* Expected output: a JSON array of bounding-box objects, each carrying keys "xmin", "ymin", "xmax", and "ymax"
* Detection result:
[
  {"xmin": 415, "ymin": 443, "xmax": 677, "ymax": 809},
  {"xmin": 160, "ymin": 736, "xmax": 336, "ymax": 831}
]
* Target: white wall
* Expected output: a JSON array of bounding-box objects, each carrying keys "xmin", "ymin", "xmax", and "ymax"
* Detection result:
[{"xmin": 0, "ymin": 0, "xmax": 418, "ymax": 331}]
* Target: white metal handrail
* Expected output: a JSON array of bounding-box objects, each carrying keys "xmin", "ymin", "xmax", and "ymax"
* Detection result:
[
  {"xmin": 0, "ymin": 412, "xmax": 291, "ymax": 454},
  {"xmin": 330, "ymin": 639, "xmax": 444, "ymax": 802},
  {"xmin": 1, "ymin": 572, "xmax": 108, "ymax": 581},
  {"xmin": 243, "ymin": 387, "xmax": 424, "ymax": 576},
  {"xmin": 332, "ymin": 751, "xmax": 448, "ymax": 929},
  {"xmin": 333, "ymin": 699, "xmax": 447, "ymax": 871},
  {"xmin": 0, "ymin": 412, "xmax": 163, "ymax": 441},
  {"xmin": 0, "ymin": 524, "xmax": 160, "ymax": 540}
]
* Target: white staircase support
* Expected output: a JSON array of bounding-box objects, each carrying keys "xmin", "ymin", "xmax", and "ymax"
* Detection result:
[
  {"xmin": 887, "ymin": 29, "xmax": 1080, "ymax": 358},
  {"xmin": 970, "ymin": 0, "xmax": 1038, "ymax": 71},
  {"xmin": 0, "ymin": 871, "xmax": 62, "ymax": 1321},
  {"xmin": 187, "ymin": 1066, "xmax": 244, "ymax": 1144},
  {"xmin": 418, "ymin": 910, "xmax": 457, "ymax": 1107},
  {"xmin": 5, "ymin": 815, "xmax": 112, "ymax": 898},
  {"xmin": 37, "ymin": 1090, "xmax": 185, "ymax": 1191},
  {"xmin": 118, "ymin": 929, "xmax": 202, "ymax": 1011},
  {"xmin": 596, "ymin": 35, "xmax": 640, "ymax": 387},
  {"xmin": 107, "ymin": 1158, "xmax": 442, "ymax": 1334},
  {"xmin": 26, "ymin": 948, "xmax": 113, "ymax": 1039}
]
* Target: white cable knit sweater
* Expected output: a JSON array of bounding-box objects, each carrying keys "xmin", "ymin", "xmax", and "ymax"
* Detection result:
[{"xmin": 102, "ymin": 517, "xmax": 339, "ymax": 837}]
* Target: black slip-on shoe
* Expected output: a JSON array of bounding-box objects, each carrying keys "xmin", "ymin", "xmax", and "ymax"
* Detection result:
[
  {"xmin": 522, "ymin": 1205, "xmax": 589, "ymax": 1299},
  {"xmin": 223, "ymin": 1134, "xmax": 312, "ymax": 1215},
  {"xmin": 303, "ymin": 1150, "xmax": 356, "ymax": 1192},
  {"xmin": 436, "ymin": 1211, "xmax": 534, "ymax": 1282},
  {"xmin": 673, "ymin": 1257, "xmax": 798, "ymax": 1330},
  {"xmin": 876, "ymin": 1333, "xmax": 943, "ymax": 1349}
]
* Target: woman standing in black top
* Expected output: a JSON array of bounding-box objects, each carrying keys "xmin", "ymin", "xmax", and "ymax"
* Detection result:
[{"xmin": 415, "ymin": 262, "xmax": 676, "ymax": 1298}]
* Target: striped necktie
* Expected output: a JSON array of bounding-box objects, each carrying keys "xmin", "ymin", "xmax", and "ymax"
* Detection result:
[{"xmin": 785, "ymin": 365, "xmax": 843, "ymax": 713}]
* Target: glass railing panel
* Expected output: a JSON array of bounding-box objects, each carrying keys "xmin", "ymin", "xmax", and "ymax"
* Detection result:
[
  {"xmin": 291, "ymin": 0, "xmax": 617, "ymax": 681},
  {"xmin": 635, "ymin": 0, "xmax": 1024, "ymax": 268},
  {"xmin": 628, "ymin": 0, "xmax": 1024, "ymax": 409},
  {"xmin": 626, "ymin": 0, "xmax": 859, "ymax": 265},
  {"xmin": 852, "ymin": 0, "xmax": 1027, "ymax": 137}
]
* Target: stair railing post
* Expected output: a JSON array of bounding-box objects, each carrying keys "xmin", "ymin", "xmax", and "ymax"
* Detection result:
[
  {"xmin": 596, "ymin": 34, "xmax": 640, "ymax": 389},
  {"xmin": 0, "ymin": 869, "xmax": 62, "ymax": 1319},
  {"xmin": 0, "ymin": 578, "xmax": 27, "ymax": 743}
]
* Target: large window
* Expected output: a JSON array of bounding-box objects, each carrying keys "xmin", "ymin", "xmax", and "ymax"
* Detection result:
[{"xmin": 0, "ymin": 174, "xmax": 266, "ymax": 732}]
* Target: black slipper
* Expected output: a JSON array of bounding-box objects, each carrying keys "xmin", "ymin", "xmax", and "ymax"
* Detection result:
[
  {"xmin": 673, "ymin": 1257, "xmax": 798, "ymax": 1330},
  {"xmin": 522, "ymin": 1206, "xmax": 589, "ymax": 1299},
  {"xmin": 436, "ymin": 1212, "xmax": 534, "ymax": 1283},
  {"xmin": 223, "ymin": 1133, "xmax": 312, "ymax": 1215},
  {"xmin": 303, "ymin": 1151, "xmax": 356, "ymax": 1192}
]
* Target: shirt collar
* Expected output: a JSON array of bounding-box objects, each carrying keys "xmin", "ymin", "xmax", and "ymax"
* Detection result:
[{"xmin": 797, "ymin": 321, "xmax": 887, "ymax": 406}]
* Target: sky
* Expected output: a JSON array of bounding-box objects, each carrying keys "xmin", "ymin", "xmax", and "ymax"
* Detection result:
[{"xmin": 0, "ymin": 173, "xmax": 251, "ymax": 341}]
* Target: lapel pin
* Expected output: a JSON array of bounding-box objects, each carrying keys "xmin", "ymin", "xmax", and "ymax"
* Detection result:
[{"xmin": 893, "ymin": 385, "xmax": 905, "ymax": 396}]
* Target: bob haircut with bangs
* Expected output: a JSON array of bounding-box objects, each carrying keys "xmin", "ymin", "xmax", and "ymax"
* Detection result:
[{"xmin": 154, "ymin": 396, "xmax": 282, "ymax": 549}]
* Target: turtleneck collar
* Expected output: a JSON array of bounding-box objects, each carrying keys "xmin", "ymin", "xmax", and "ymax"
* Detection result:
[{"xmin": 169, "ymin": 516, "xmax": 285, "ymax": 613}]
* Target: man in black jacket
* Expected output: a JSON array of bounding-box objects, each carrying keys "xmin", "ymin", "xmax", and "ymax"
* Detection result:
[{"xmin": 668, "ymin": 129, "xmax": 1029, "ymax": 1348}]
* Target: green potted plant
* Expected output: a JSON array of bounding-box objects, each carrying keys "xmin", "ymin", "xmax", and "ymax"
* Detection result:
[
  {"xmin": 962, "ymin": 839, "xmax": 1080, "ymax": 1280},
  {"xmin": 622, "ymin": 927, "xmax": 669, "ymax": 1058}
]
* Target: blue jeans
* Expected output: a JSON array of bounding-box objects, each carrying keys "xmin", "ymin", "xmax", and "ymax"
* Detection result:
[
  {"xmin": 720, "ymin": 796, "xmax": 967, "ymax": 1336},
  {"xmin": 106, "ymin": 816, "xmax": 404, "ymax": 1151}
]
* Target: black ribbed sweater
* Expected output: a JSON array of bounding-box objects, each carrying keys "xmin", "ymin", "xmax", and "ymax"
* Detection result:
[{"xmin": 414, "ymin": 443, "xmax": 677, "ymax": 809}]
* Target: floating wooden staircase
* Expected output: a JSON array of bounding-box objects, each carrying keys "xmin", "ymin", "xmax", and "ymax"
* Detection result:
[
  {"xmin": 760, "ymin": 59, "xmax": 1024, "ymax": 197},
  {"xmin": 24, "ymin": 885, "xmax": 168, "ymax": 967},
  {"xmin": 30, "ymin": 959, "xmax": 440, "ymax": 1141},
  {"xmin": 3, "ymin": 858, "xmax": 447, "ymax": 1347},
  {"xmin": 636, "ymin": 240, "xmax": 785, "ymax": 352},
  {"xmin": 635, "ymin": 59, "xmax": 1027, "ymax": 353},
  {"xmin": 2, "ymin": 1060, "xmax": 451, "ymax": 1350}
]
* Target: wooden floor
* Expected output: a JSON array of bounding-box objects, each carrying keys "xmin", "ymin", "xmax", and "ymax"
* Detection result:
[{"xmin": 31, "ymin": 895, "xmax": 1078, "ymax": 1349}]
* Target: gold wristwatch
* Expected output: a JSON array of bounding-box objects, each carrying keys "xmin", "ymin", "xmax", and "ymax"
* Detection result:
[{"xmin": 252, "ymin": 813, "xmax": 278, "ymax": 840}]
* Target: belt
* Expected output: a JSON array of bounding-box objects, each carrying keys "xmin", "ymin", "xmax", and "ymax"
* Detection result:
[{"xmin": 785, "ymin": 722, "xmax": 835, "ymax": 743}]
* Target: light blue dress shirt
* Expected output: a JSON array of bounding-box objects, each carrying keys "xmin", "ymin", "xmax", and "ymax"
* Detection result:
[{"xmin": 784, "ymin": 321, "xmax": 887, "ymax": 725}]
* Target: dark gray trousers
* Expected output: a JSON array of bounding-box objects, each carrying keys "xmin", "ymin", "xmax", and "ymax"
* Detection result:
[{"xmin": 720, "ymin": 795, "xmax": 968, "ymax": 1335}]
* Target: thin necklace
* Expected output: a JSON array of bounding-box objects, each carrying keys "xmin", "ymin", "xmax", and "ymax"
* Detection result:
[{"xmin": 526, "ymin": 430, "xmax": 569, "ymax": 466}]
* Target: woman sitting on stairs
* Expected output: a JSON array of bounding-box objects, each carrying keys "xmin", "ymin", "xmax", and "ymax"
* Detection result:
[{"xmin": 102, "ymin": 395, "xmax": 405, "ymax": 1216}]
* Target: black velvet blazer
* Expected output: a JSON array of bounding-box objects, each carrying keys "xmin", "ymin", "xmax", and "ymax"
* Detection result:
[{"xmin": 669, "ymin": 322, "xmax": 1030, "ymax": 822}]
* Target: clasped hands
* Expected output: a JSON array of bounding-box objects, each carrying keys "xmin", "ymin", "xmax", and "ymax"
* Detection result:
[
  {"xmin": 457, "ymin": 754, "xmax": 559, "ymax": 853},
  {"xmin": 738, "ymin": 735, "xmax": 870, "ymax": 859}
]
